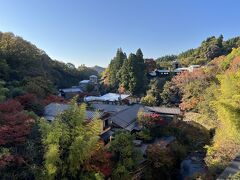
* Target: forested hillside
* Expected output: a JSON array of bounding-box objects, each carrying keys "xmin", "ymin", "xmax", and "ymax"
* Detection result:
[
  {"xmin": 0, "ymin": 32, "xmax": 97, "ymax": 97},
  {"xmin": 159, "ymin": 47, "xmax": 240, "ymax": 177},
  {"xmin": 0, "ymin": 33, "xmax": 100, "ymax": 179},
  {"xmin": 156, "ymin": 35, "xmax": 240, "ymax": 68}
]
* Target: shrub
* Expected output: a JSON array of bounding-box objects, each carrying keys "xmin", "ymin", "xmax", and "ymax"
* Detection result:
[{"xmin": 136, "ymin": 129, "xmax": 153, "ymax": 142}]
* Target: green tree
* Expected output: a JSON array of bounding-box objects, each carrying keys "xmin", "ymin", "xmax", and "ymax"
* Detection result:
[
  {"xmin": 119, "ymin": 51, "xmax": 147, "ymax": 95},
  {"xmin": 141, "ymin": 78, "xmax": 170, "ymax": 106},
  {"xmin": 206, "ymin": 71, "xmax": 240, "ymax": 169},
  {"xmin": 135, "ymin": 48, "xmax": 147, "ymax": 95},
  {"xmin": 127, "ymin": 53, "xmax": 139, "ymax": 95},
  {"xmin": 23, "ymin": 76, "xmax": 56, "ymax": 98},
  {"xmin": 0, "ymin": 81, "xmax": 9, "ymax": 102},
  {"xmin": 118, "ymin": 57, "xmax": 131, "ymax": 91},
  {"xmin": 40, "ymin": 99, "xmax": 103, "ymax": 179},
  {"xmin": 108, "ymin": 48, "xmax": 127, "ymax": 89},
  {"xmin": 160, "ymin": 81, "xmax": 181, "ymax": 106},
  {"xmin": 177, "ymin": 35, "xmax": 239, "ymax": 66},
  {"xmin": 110, "ymin": 131, "xmax": 141, "ymax": 179},
  {"xmin": 155, "ymin": 55, "xmax": 177, "ymax": 69},
  {"xmin": 141, "ymin": 93, "xmax": 157, "ymax": 106},
  {"xmin": 0, "ymin": 59, "xmax": 10, "ymax": 80}
]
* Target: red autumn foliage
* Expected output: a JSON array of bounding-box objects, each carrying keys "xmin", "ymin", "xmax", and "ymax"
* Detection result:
[
  {"xmin": 86, "ymin": 148, "xmax": 113, "ymax": 177},
  {"xmin": 172, "ymin": 69, "xmax": 207, "ymax": 90},
  {"xmin": 99, "ymin": 152, "xmax": 113, "ymax": 177},
  {"xmin": 142, "ymin": 113, "xmax": 166, "ymax": 128},
  {"xmin": 15, "ymin": 93, "xmax": 45, "ymax": 116},
  {"xmin": 0, "ymin": 100, "xmax": 34, "ymax": 146},
  {"xmin": 0, "ymin": 99, "xmax": 34, "ymax": 169},
  {"xmin": 170, "ymin": 69, "xmax": 214, "ymax": 111},
  {"xmin": 16, "ymin": 93, "xmax": 38, "ymax": 107},
  {"xmin": 42, "ymin": 95, "xmax": 67, "ymax": 106},
  {"xmin": 0, "ymin": 99, "xmax": 23, "ymax": 113}
]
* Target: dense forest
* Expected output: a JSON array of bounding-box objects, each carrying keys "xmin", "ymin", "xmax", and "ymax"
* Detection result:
[
  {"xmin": 102, "ymin": 48, "xmax": 147, "ymax": 95},
  {"xmin": 0, "ymin": 32, "xmax": 98, "ymax": 99},
  {"xmin": 1, "ymin": 32, "xmax": 240, "ymax": 179},
  {"xmin": 156, "ymin": 35, "xmax": 240, "ymax": 69}
]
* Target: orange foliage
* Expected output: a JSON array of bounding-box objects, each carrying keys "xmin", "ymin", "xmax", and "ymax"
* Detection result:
[
  {"xmin": 227, "ymin": 56, "xmax": 240, "ymax": 73},
  {"xmin": 180, "ymin": 97, "xmax": 200, "ymax": 111},
  {"xmin": 172, "ymin": 69, "xmax": 207, "ymax": 90}
]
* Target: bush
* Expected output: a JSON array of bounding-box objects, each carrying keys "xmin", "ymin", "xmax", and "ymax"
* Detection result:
[
  {"xmin": 136, "ymin": 129, "xmax": 153, "ymax": 142},
  {"xmin": 141, "ymin": 94, "xmax": 157, "ymax": 106}
]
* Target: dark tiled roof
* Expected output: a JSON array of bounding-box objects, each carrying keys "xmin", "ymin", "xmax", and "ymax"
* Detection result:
[
  {"xmin": 125, "ymin": 121, "xmax": 141, "ymax": 131},
  {"xmin": 92, "ymin": 103, "xmax": 130, "ymax": 113},
  {"xmin": 44, "ymin": 103, "xmax": 70, "ymax": 121},
  {"xmin": 110, "ymin": 104, "xmax": 144, "ymax": 129},
  {"xmin": 110, "ymin": 105, "xmax": 180, "ymax": 130},
  {"xmin": 44, "ymin": 103, "xmax": 103, "ymax": 121},
  {"xmin": 144, "ymin": 106, "xmax": 181, "ymax": 115}
]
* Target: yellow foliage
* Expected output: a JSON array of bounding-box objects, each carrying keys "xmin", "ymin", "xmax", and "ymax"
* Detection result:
[{"xmin": 206, "ymin": 70, "xmax": 240, "ymax": 170}]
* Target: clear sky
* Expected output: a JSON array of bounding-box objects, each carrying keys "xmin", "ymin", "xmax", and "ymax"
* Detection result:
[{"xmin": 0, "ymin": 0, "xmax": 239, "ymax": 67}]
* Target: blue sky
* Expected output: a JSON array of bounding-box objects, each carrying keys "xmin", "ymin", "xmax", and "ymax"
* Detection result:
[{"xmin": 0, "ymin": 0, "xmax": 239, "ymax": 67}]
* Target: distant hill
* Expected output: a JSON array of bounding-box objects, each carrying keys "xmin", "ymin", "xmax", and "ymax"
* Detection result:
[
  {"xmin": 0, "ymin": 32, "xmax": 98, "ymax": 89},
  {"xmin": 156, "ymin": 35, "xmax": 240, "ymax": 68},
  {"xmin": 91, "ymin": 65, "xmax": 105, "ymax": 74}
]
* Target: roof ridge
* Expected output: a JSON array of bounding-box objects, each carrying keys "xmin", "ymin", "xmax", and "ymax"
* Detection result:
[{"xmin": 115, "ymin": 104, "xmax": 142, "ymax": 114}]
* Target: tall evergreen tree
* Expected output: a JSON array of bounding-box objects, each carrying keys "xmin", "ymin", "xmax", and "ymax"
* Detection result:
[
  {"xmin": 128, "ymin": 53, "xmax": 139, "ymax": 95},
  {"xmin": 119, "ymin": 50, "xmax": 147, "ymax": 95},
  {"xmin": 136, "ymin": 48, "xmax": 147, "ymax": 94},
  {"xmin": 119, "ymin": 58, "xmax": 131, "ymax": 91},
  {"xmin": 136, "ymin": 48, "xmax": 143, "ymax": 59},
  {"xmin": 108, "ymin": 48, "xmax": 127, "ymax": 89}
]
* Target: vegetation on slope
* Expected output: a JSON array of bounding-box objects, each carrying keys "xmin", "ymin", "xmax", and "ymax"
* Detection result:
[
  {"xmin": 156, "ymin": 35, "xmax": 240, "ymax": 68},
  {"xmin": 160, "ymin": 48, "xmax": 240, "ymax": 176},
  {"xmin": 0, "ymin": 32, "xmax": 98, "ymax": 97}
]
